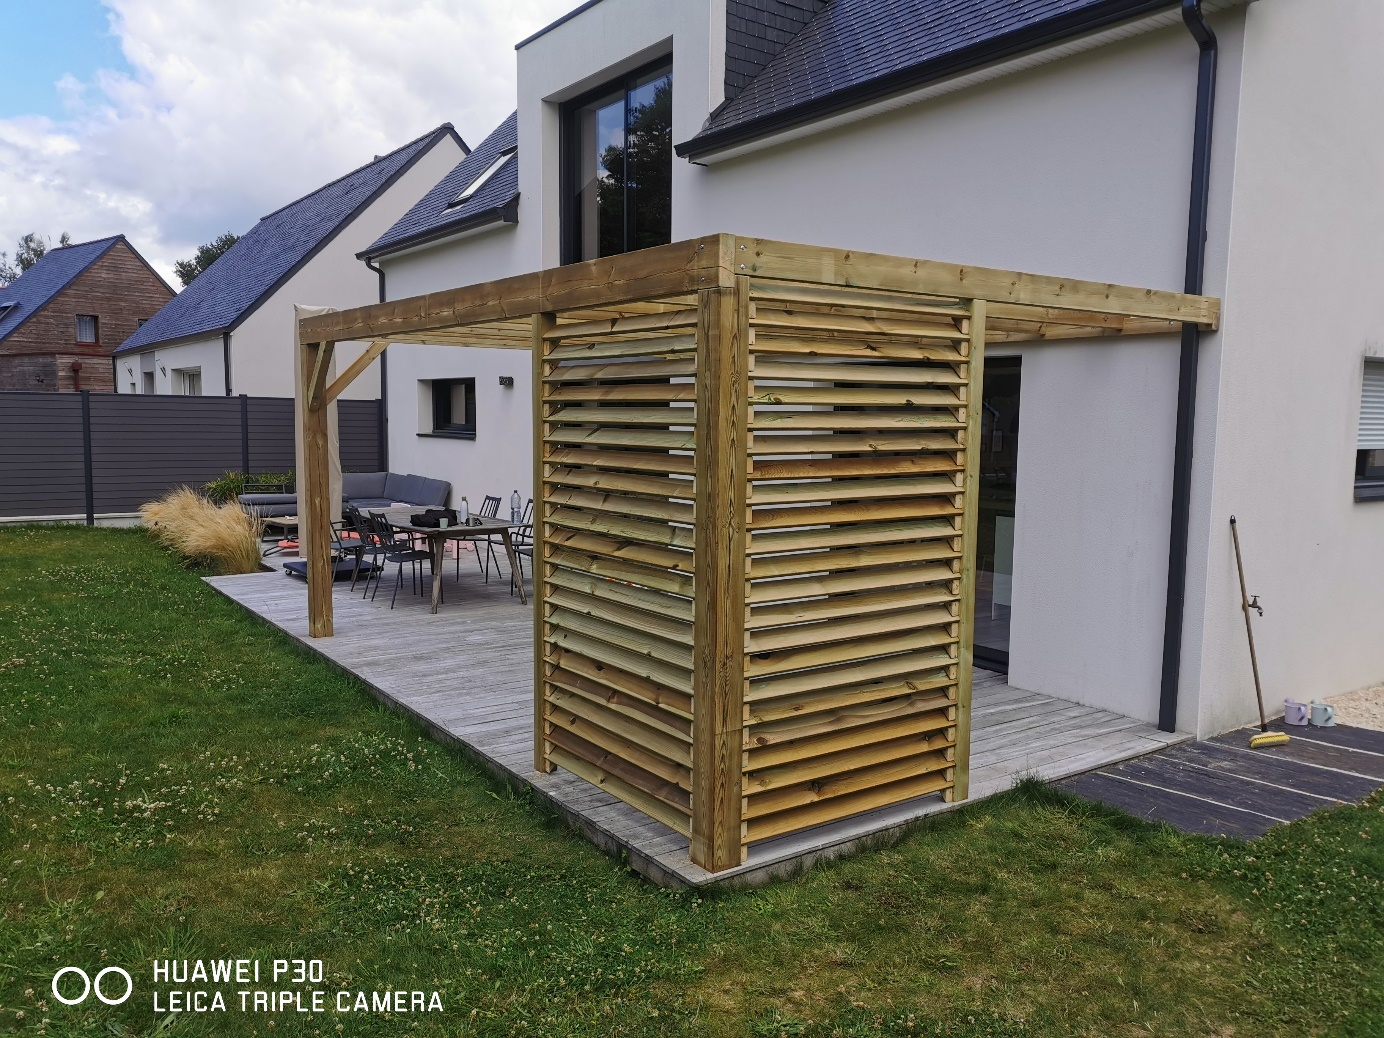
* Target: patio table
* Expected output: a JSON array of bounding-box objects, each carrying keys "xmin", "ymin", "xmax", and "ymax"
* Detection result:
[{"xmin": 382, "ymin": 509, "xmax": 528, "ymax": 612}]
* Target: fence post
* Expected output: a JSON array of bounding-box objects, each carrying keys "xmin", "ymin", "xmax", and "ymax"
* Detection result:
[
  {"xmin": 240, "ymin": 394, "xmax": 251, "ymax": 475},
  {"xmin": 80, "ymin": 390, "xmax": 95, "ymax": 526}
]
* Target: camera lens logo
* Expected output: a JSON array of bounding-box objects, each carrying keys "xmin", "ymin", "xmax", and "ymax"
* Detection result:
[{"xmin": 52, "ymin": 967, "xmax": 133, "ymax": 1006}]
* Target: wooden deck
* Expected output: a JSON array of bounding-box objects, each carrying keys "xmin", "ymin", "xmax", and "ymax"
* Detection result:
[{"xmin": 207, "ymin": 565, "xmax": 1188, "ymax": 887}]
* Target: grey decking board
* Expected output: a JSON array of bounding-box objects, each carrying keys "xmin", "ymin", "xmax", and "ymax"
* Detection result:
[
  {"xmin": 1061, "ymin": 773, "xmax": 1278, "ymax": 839},
  {"xmin": 1266, "ymin": 720, "xmax": 1384, "ymax": 755},
  {"xmin": 206, "ymin": 569, "xmax": 1193, "ymax": 887}
]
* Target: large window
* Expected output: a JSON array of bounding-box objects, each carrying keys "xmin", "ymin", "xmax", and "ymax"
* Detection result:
[
  {"xmin": 1356, "ymin": 358, "xmax": 1384, "ymax": 501},
  {"xmin": 429, "ymin": 378, "xmax": 477, "ymax": 439},
  {"xmin": 562, "ymin": 58, "xmax": 672, "ymax": 263}
]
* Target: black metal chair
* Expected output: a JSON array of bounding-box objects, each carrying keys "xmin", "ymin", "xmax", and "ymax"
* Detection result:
[
  {"xmin": 334, "ymin": 505, "xmax": 372, "ymax": 590},
  {"xmin": 510, "ymin": 498, "xmax": 534, "ymax": 597},
  {"xmin": 363, "ymin": 512, "xmax": 433, "ymax": 609},
  {"xmin": 456, "ymin": 494, "xmax": 503, "ymax": 581}
]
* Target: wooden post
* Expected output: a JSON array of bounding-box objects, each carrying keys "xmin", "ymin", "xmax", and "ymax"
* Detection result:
[
  {"xmin": 953, "ymin": 299, "xmax": 986, "ymax": 800},
  {"xmin": 691, "ymin": 281, "xmax": 748, "ymax": 871},
  {"xmin": 300, "ymin": 339, "xmax": 336, "ymax": 638},
  {"xmin": 532, "ymin": 313, "xmax": 556, "ymax": 772}
]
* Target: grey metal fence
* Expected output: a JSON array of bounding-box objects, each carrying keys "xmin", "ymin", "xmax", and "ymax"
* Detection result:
[{"xmin": 0, "ymin": 391, "xmax": 383, "ymax": 520}]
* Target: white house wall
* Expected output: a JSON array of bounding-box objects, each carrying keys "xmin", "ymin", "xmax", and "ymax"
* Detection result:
[
  {"xmin": 229, "ymin": 133, "xmax": 467, "ymax": 399},
  {"xmin": 115, "ymin": 337, "xmax": 226, "ymax": 396},
  {"xmin": 1183, "ymin": 0, "xmax": 1384, "ymax": 736}
]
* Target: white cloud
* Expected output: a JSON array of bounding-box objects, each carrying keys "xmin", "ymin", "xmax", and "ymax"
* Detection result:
[{"xmin": 0, "ymin": 0, "xmax": 574, "ymax": 281}]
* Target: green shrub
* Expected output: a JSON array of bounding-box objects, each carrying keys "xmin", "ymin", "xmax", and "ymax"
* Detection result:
[{"xmin": 203, "ymin": 469, "xmax": 294, "ymax": 503}]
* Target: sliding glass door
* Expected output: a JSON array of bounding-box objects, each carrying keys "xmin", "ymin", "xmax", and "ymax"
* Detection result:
[{"xmin": 974, "ymin": 358, "xmax": 1021, "ymax": 668}]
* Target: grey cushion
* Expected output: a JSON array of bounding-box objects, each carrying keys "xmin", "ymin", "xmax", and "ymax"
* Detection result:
[
  {"xmin": 394, "ymin": 473, "xmax": 430, "ymax": 505},
  {"xmin": 342, "ymin": 472, "xmax": 387, "ymax": 498},
  {"xmin": 414, "ymin": 476, "xmax": 451, "ymax": 507},
  {"xmin": 349, "ymin": 497, "xmax": 394, "ymax": 510},
  {"xmin": 239, "ymin": 493, "xmax": 297, "ymax": 507},
  {"xmin": 382, "ymin": 472, "xmax": 412, "ymax": 500}
]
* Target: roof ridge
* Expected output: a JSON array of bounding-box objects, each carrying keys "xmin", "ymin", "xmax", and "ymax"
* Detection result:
[
  {"xmin": 257, "ymin": 123, "xmax": 457, "ymax": 222},
  {"xmin": 46, "ymin": 233, "xmax": 127, "ymax": 252}
]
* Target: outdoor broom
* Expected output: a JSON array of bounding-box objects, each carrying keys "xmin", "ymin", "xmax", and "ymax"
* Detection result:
[{"xmin": 1230, "ymin": 515, "xmax": 1288, "ymax": 748}]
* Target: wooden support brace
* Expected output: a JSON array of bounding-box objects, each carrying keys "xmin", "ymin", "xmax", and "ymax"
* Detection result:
[
  {"xmin": 691, "ymin": 280, "xmax": 749, "ymax": 872},
  {"xmin": 318, "ymin": 340, "xmax": 388, "ymax": 409}
]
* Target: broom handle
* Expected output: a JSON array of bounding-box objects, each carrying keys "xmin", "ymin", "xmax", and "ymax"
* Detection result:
[{"xmin": 1230, "ymin": 516, "xmax": 1268, "ymax": 732}]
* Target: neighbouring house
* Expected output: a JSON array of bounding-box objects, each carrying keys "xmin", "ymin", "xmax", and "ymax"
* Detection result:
[
  {"xmin": 0, "ymin": 235, "xmax": 173, "ymax": 393},
  {"xmin": 353, "ymin": 0, "xmax": 1383, "ymax": 749},
  {"xmin": 113, "ymin": 124, "xmax": 468, "ymax": 399}
]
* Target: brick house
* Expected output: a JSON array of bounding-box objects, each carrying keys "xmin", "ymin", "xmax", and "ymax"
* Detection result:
[{"xmin": 0, "ymin": 235, "xmax": 174, "ymax": 393}]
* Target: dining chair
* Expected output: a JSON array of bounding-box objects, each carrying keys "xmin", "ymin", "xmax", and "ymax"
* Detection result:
[
  {"xmin": 365, "ymin": 512, "xmax": 433, "ymax": 609},
  {"xmin": 456, "ymin": 494, "xmax": 503, "ymax": 581},
  {"xmin": 510, "ymin": 498, "xmax": 534, "ymax": 597}
]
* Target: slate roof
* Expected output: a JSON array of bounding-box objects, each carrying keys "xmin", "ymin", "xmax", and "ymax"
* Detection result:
[
  {"xmin": 363, "ymin": 113, "xmax": 519, "ymax": 260},
  {"xmin": 680, "ymin": 0, "xmax": 1181, "ymax": 156},
  {"xmin": 0, "ymin": 236, "xmax": 125, "ymax": 342},
  {"xmin": 117, "ymin": 124, "xmax": 463, "ymax": 354}
]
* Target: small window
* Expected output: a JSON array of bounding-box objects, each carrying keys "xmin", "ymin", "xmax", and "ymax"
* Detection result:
[
  {"xmin": 177, "ymin": 368, "xmax": 202, "ymax": 396},
  {"xmin": 0, "ymin": 302, "xmax": 16, "ymax": 321},
  {"xmin": 137, "ymin": 317, "xmax": 149, "ymax": 327},
  {"xmin": 1356, "ymin": 359, "xmax": 1384, "ymax": 501},
  {"xmin": 76, "ymin": 314, "xmax": 99, "ymax": 343},
  {"xmin": 431, "ymin": 378, "xmax": 476, "ymax": 438},
  {"xmin": 449, "ymin": 149, "xmax": 516, "ymax": 207}
]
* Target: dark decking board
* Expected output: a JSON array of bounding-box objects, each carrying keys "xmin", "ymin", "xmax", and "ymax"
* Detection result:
[
  {"xmin": 1209, "ymin": 732, "xmax": 1384, "ymax": 781},
  {"xmin": 1267, "ymin": 718, "xmax": 1384, "ymax": 755},
  {"xmin": 1061, "ymin": 726, "xmax": 1384, "ymax": 840},
  {"xmin": 1061, "ymin": 772, "xmax": 1279, "ymax": 839}
]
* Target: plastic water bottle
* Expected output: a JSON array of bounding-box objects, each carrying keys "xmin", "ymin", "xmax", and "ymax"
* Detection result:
[
  {"xmin": 459, "ymin": 496, "xmax": 469, "ymax": 523},
  {"xmin": 510, "ymin": 490, "xmax": 521, "ymax": 523}
]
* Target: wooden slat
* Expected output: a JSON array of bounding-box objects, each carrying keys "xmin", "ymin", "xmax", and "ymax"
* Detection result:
[
  {"xmin": 546, "ymin": 446, "xmax": 697, "ymax": 476},
  {"xmin": 750, "ymin": 497, "xmax": 959, "ymax": 530},
  {"xmin": 748, "ymin": 534, "xmax": 957, "ymax": 575},
  {"xmin": 546, "ymin": 701, "xmax": 692, "ymax": 781},
  {"xmin": 548, "ymin": 670, "xmax": 692, "ymax": 742},
  {"xmin": 548, "ymin": 545, "xmax": 695, "ymax": 597},
  {"xmin": 549, "ymin": 405, "xmax": 695, "ymax": 427},
  {"xmin": 747, "ymin": 432, "xmax": 962, "ymax": 455},
  {"xmin": 748, "ymin": 580, "xmax": 956, "ymax": 626},
  {"xmin": 547, "ymin": 466, "xmax": 695, "ymax": 501},
  {"xmin": 548, "ymin": 606, "xmax": 694, "ymax": 671},
  {"xmin": 750, "ymin": 335, "xmax": 965, "ymax": 363},
  {"xmin": 749, "ymin": 385, "xmax": 961, "ymax": 407},
  {"xmin": 546, "ymin": 308, "xmax": 698, "ymax": 340},
  {"xmin": 747, "ymin": 670, "xmax": 956, "ymax": 724},
  {"xmin": 748, "ymin": 647, "xmax": 956, "ymax": 702},
  {"xmin": 550, "ymin": 648, "xmax": 693, "ymax": 719},
  {"xmin": 749, "ymin": 474, "xmax": 959, "ymax": 505},
  {"xmin": 548, "ymin": 333, "xmax": 698, "ymax": 362},
  {"xmin": 546, "ymin": 564, "xmax": 693, "ymax": 623},
  {"xmin": 546, "ymin": 523, "xmax": 694, "ymax": 570},
  {"xmin": 752, "ymin": 306, "xmax": 967, "ymax": 341},
  {"xmin": 745, "ymin": 730, "xmax": 954, "ymax": 793},
  {"xmin": 749, "ymin": 517, "xmax": 958, "ymax": 555},
  {"xmin": 545, "ymin": 427, "xmax": 696, "ymax": 451},
  {"xmin": 747, "ymin": 278, "xmax": 968, "ymax": 318},
  {"xmin": 546, "ymin": 747, "xmax": 691, "ymax": 837},
  {"xmin": 544, "ymin": 357, "xmax": 697, "ymax": 383},
  {"xmin": 546, "ymin": 586, "xmax": 693, "ymax": 646},
  {"xmin": 750, "ymin": 410, "xmax": 962, "ymax": 432},
  {"xmin": 747, "ymin": 626, "xmax": 955, "ymax": 679},
  {"xmin": 548, "ymin": 384, "xmax": 697, "ymax": 404},
  {"xmin": 744, "ymin": 765, "xmax": 953, "ymax": 840},
  {"xmin": 546, "ymin": 628, "xmax": 693, "ymax": 696},
  {"xmin": 748, "ymin": 690, "xmax": 953, "ymax": 745},
  {"xmin": 747, "ymin": 706, "xmax": 954, "ymax": 769},
  {"xmin": 750, "ymin": 358, "xmax": 966, "ymax": 386},
  {"xmin": 546, "ymin": 736, "xmax": 691, "ymax": 817},
  {"xmin": 546, "ymin": 486, "xmax": 694, "ymax": 525},
  {"xmin": 747, "ymin": 604, "xmax": 956, "ymax": 656}
]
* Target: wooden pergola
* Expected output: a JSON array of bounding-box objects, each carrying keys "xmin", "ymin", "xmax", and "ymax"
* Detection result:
[{"xmin": 296, "ymin": 234, "xmax": 1218, "ymax": 872}]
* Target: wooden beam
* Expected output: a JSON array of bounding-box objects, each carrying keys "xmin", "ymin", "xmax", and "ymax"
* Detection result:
[
  {"xmin": 300, "ymin": 340, "xmax": 335, "ymax": 638},
  {"xmin": 735, "ymin": 237, "xmax": 1220, "ymax": 329},
  {"xmin": 952, "ymin": 300, "xmax": 985, "ymax": 801},
  {"xmin": 533, "ymin": 312, "xmax": 556, "ymax": 773},
  {"xmin": 690, "ymin": 279, "xmax": 749, "ymax": 872},
  {"xmin": 298, "ymin": 236, "xmax": 731, "ymax": 345},
  {"xmin": 318, "ymin": 340, "xmax": 388, "ymax": 409},
  {"xmin": 306, "ymin": 341, "xmax": 334, "ymax": 412}
]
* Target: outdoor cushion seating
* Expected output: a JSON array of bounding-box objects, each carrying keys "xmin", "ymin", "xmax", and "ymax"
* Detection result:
[{"xmin": 239, "ymin": 471, "xmax": 450, "ymax": 517}]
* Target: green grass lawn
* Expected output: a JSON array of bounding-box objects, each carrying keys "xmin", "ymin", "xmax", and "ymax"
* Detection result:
[{"xmin": 0, "ymin": 525, "xmax": 1380, "ymax": 1037}]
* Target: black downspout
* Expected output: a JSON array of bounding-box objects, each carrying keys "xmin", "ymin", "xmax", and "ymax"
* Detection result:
[
  {"xmin": 365, "ymin": 255, "xmax": 389, "ymax": 471},
  {"xmin": 222, "ymin": 330, "xmax": 232, "ymax": 396},
  {"xmin": 1158, "ymin": 0, "xmax": 1218, "ymax": 733}
]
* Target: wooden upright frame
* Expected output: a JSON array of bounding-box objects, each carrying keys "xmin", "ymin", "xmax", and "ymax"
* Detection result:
[{"xmin": 294, "ymin": 234, "xmax": 1218, "ymax": 873}]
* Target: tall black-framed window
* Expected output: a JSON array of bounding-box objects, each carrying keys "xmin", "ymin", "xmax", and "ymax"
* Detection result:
[
  {"xmin": 561, "ymin": 57, "xmax": 672, "ymax": 264},
  {"xmin": 429, "ymin": 378, "xmax": 477, "ymax": 439}
]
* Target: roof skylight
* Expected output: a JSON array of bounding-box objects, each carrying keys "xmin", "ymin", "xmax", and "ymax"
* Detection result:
[{"xmin": 448, "ymin": 149, "xmax": 515, "ymax": 207}]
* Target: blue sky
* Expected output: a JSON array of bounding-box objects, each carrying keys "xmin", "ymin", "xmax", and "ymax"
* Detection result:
[{"xmin": 0, "ymin": 0, "xmax": 133, "ymax": 120}]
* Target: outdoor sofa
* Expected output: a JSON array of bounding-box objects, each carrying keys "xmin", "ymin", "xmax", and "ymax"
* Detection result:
[{"xmin": 238, "ymin": 472, "xmax": 451, "ymax": 518}]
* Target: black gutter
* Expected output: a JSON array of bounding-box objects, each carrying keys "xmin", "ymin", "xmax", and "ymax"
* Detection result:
[
  {"xmin": 1157, "ymin": 0, "xmax": 1218, "ymax": 733},
  {"xmin": 357, "ymin": 196, "xmax": 519, "ymax": 263},
  {"xmin": 364, "ymin": 255, "xmax": 389, "ymax": 471},
  {"xmin": 678, "ymin": 0, "xmax": 1186, "ymax": 159},
  {"xmin": 222, "ymin": 330, "xmax": 232, "ymax": 396}
]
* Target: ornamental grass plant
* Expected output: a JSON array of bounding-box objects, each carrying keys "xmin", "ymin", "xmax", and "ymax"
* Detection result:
[{"xmin": 140, "ymin": 486, "xmax": 264, "ymax": 574}]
